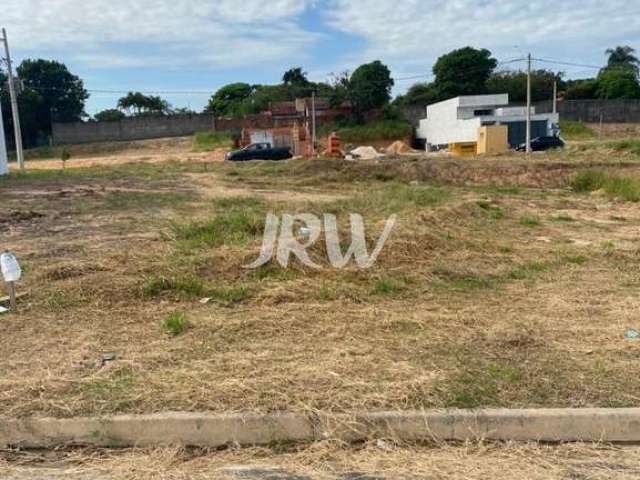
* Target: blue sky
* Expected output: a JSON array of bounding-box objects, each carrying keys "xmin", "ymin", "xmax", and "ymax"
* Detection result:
[{"xmin": 4, "ymin": 0, "xmax": 640, "ymax": 115}]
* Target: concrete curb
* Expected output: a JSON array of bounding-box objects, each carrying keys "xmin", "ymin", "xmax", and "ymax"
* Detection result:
[{"xmin": 2, "ymin": 409, "xmax": 640, "ymax": 448}]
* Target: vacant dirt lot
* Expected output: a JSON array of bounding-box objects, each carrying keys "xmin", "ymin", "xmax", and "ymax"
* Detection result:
[{"xmin": 2, "ymin": 138, "xmax": 640, "ymax": 420}]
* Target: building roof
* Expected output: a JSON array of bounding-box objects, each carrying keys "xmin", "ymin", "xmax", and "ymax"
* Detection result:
[
  {"xmin": 270, "ymin": 101, "xmax": 298, "ymax": 116},
  {"xmin": 427, "ymin": 94, "xmax": 510, "ymax": 109}
]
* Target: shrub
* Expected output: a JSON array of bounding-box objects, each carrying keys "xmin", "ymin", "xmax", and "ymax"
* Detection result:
[
  {"xmin": 319, "ymin": 119, "xmax": 413, "ymax": 143},
  {"xmin": 193, "ymin": 131, "xmax": 234, "ymax": 151}
]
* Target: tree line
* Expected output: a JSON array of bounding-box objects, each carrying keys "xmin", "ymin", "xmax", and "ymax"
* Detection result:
[
  {"xmin": 1, "ymin": 45, "xmax": 639, "ymax": 148},
  {"xmin": 395, "ymin": 45, "xmax": 640, "ymax": 106}
]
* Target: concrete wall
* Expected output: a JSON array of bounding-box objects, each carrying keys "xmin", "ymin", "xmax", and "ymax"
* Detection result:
[
  {"xmin": 52, "ymin": 114, "xmax": 216, "ymax": 145},
  {"xmin": 534, "ymin": 99, "xmax": 640, "ymax": 123},
  {"xmin": 418, "ymin": 97, "xmax": 482, "ymax": 145}
]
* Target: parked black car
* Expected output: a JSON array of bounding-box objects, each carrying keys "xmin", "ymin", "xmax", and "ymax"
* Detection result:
[
  {"xmin": 225, "ymin": 143, "xmax": 292, "ymax": 161},
  {"xmin": 516, "ymin": 136, "xmax": 565, "ymax": 152}
]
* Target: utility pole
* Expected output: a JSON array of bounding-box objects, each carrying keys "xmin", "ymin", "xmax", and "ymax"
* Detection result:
[
  {"xmin": 525, "ymin": 53, "xmax": 532, "ymax": 155},
  {"xmin": 1, "ymin": 28, "xmax": 24, "ymax": 170},
  {"xmin": 0, "ymin": 99, "xmax": 8, "ymax": 175},
  {"xmin": 311, "ymin": 91, "xmax": 317, "ymax": 155}
]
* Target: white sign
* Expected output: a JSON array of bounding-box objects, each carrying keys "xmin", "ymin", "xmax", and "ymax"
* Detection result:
[{"xmin": 0, "ymin": 251, "xmax": 21, "ymax": 282}]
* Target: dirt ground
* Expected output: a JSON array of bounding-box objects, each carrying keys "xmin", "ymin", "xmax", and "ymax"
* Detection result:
[
  {"xmin": 3, "ymin": 135, "xmax": 640, "ymax": 476},
  {"xmin": 2, "ymin": 137, "xmax": 640, "ymax": 418}
]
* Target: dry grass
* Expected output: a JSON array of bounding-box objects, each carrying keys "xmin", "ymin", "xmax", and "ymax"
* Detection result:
[
  {"xmin": 2, "ymin": 143, "xmax": 640, "ymax": 419},
  {"xmin": 3, "ymin": 442, "xmax": 640, "ymax": 479}
]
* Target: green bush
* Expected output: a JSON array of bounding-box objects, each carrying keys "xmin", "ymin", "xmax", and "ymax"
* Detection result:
[
  {"xmin": 319, "ymin": 120, "xmax": 413, "ymax": 143},
  {"xmin": 192, "ymin": 131, "xmax": 234, "ymax": 151}
]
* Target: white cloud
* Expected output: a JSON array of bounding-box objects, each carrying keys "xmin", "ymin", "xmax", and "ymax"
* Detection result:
[
  {"xmin": 4, "ymin": 0, "xmax": 640, "ymax": 79},
  {"xmin": 325, "ymin": 0, "xmax": 640, "ymax": 77},
  {"xmin": 3, "ymin": 0, "xmax": 317, "ymax": 68}
]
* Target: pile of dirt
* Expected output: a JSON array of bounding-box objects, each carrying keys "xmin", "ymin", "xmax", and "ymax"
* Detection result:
[
  {"xmin": 350, "ymin": 146, "xmax": 383, "ymax": 160},
  {"xmin": 386, "ymin": 140, "xmax": 418, "ymax": 155}
]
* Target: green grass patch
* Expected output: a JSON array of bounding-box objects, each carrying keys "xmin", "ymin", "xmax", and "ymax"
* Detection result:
[
  {"xmin": 80, "ymin": 367, "xmax": 137, "ymax": 400},
  {"xmin": 161, "ymin": 312, "xmax": 191, "ymax": 336},
  {"xmin": 519, "ymin": 215, "xmax": 542, "ymax": 227},
  {"xmin": 192, "ymin": 131, "xmax": 234, "ymax": 152},
  {"xmin": 446, "ymin": 362, "xmax": 522, "ymax": 408},
  {"xmin": 325, "ymin": 182, "xmax": 449, "ymax": 216},
  {"xmin": 563, "ymin": 254, "xmax": 588, "ymax": 265},
  {"xmin": 551, "ymin": 213, "xmax": 576, "ymax": 222},
  {"xmin": 172, "ymin": 197, "xmax": 266, "ymax": 249},
  {"xmin": 143, "ymin": 274, "xmax": 207, "ymax": 298},
  {"xmin": 211, "ymin": 196, "xmax": 264, "ymax": 210},
  {"xmin": 571, "ymin": 170, "xmax": 640, "ymax": 201},
  {"xmin": 508, "ymin": 260, "xmax": 554, "ymax": 280},
  {"xmin": 605, "ymin": 139, "xmax": 640, "ymax": 155},
  {"xmin": 143, "ymin": 274, "xmax": 251, "ymax": 304},
  {"xmin": 248, "ymin": 264, "xmax": 295, "ymax": 282},
  {"xmin": 171, "ymin": 195, "xmax": 267, "ymax": 249},
  {"xmin": 172, "ymin": 213, "xmax": 265, "ymax": 248},
  {"xmin": 432, "ymin": 267, "xmax": 497, "ymax": 291},
  {"xmin": 371, "ymin": 276, "xmax": 411, "ymax": 296},
  {"xmin": 208, "ymin": 286, "xmax": 251, "ymax": 304},
  {"xmin": 476, "ymin": 200, "xmax": 505, "ymax": 220},
  {"xmin": 559, "ymin": 119, "xmax": 595, "ymax": 141},
  {"xmin": 104, "ymin": 190, "xmax": 194, "ymax": 210}
]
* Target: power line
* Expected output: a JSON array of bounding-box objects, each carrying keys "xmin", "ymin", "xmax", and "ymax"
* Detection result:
[{"xmin": 16, "ymin": 57, "xmax": 530, "ymax": 95}]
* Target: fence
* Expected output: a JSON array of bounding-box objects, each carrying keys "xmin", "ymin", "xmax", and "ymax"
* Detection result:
[
  {"xmin": 533, "ymin": 99, "xmax": 640, "ymax": 123},
  {"xmin": 51, "ymin": 114, "xmax": 216, "ymax": 145},
  {"xmin": 51, "ymin": 99, "xmax": 640, "ymax": 145}
]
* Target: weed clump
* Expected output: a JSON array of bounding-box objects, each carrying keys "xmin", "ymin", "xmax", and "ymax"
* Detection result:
[
  {"xmin": 161, "ymin": 312, "xmax": 191, "ymax": 336},
  {"xmin": 571, "ymin": 170, "xmax": 640, "ymax": 202}
]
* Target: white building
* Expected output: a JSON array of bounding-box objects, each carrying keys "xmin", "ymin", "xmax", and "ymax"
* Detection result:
[{"xmin": 416, "ymin": 94, "xmax": 560, "ymax": 149}]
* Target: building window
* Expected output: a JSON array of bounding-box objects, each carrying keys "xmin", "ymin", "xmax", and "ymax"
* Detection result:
[{"xmin": 474, "ymin": 109, "xmax": 493, "ymax": 116}]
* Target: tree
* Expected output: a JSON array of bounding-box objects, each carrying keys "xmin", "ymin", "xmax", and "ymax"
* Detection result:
[
  {"xmin": 282, "ymin": 67, "xmax": 309, "ymax": 87},
  {"xmin": 348, "ymin": 60, "xmax": 394, "ymax": 116},
  {"xmin": 605, "ymin": 46, "xmax": 639, "ymax": 76},
  {"xmin": 486, "ymin": 70, "xmax": 563, "ymax": 103},
  {"xmin": 394, "ymin": 82, "xmax": 439, "ymax": 106},
  {"xmin": 565, "ymin": 78, "xmax": 599, "ymax": 100},
  {"xmin": 117, "ymin": 92, "xmax": 171, "ymax": 116},
  {"xmin": 596, "ymin": 68, "xmax": 640, "ymax": 99},
  {"xmin": 204, "ymin": 83, "xmax": 254, "ymax": 116},
  {"xmin": 5, "ymin": 59, "xmax": 88, "ymax": 147},
  {"xmin": 432, "ymin": 47, "xmax": 498, "ymax": 99},
  {"xmin": 94, "ymin": 109, "xmax": 125, "ymax": 122}
]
